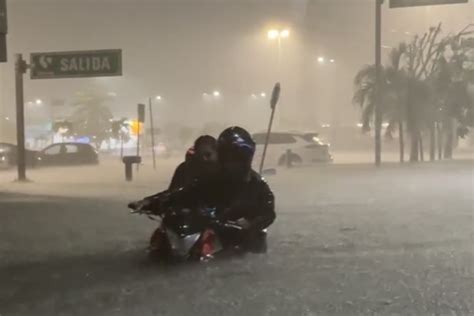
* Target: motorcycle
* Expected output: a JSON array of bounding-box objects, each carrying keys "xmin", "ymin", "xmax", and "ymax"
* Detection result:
[{"xmin": 129, "ymin": 199, "xmax": 245, "ymax": 261}]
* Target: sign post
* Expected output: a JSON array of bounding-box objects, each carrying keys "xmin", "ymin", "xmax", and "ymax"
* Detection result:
[
  {"xmin": 259, "ymin": 82, "xmax": 281, "ymax": 174},
  {"xmin": 11, "ymin": 49, "xmax": 122, "ymax": 182},
  {"xmin": 14, "ymin": 54, "xmax": 28, "ymax": 181}
]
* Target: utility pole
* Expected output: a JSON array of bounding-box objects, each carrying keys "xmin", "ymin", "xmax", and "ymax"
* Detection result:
[
  {"xmin": 375, "ymin": 0, "xmax": 384, "ymax": 167},
  {"xmin": 15, "ymin": 53, "xmax": 28, "ymax": 181},
  {"xmin": 148, "ymin": 97, "xmax": 156, "ymax": 170}
]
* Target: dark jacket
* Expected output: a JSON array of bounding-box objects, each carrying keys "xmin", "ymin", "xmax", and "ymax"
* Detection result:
[
  {"xmin": 168, "ymin": 162, "xmax": 192, "ymax": 191},
  {"xmin": 151, "ymin": 170, "xmax": 275, "ymax": 232},
  {"xmin": 168, "ymin": 148, "xmax": 217, "ymax": 191}
]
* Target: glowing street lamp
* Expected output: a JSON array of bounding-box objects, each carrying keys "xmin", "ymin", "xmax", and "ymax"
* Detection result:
[
  {"xmin": 213, "ymin": 91, "xmax": 221, "ymax": 97},
  {"xmin": 317, "ymin": 56, "xmax": 325, "ymax": 64},
  {"xmin": 35, "ymin": 99, "xmax": 43, "ymax": 105},
  {"xmin": 155, "ymin": 95, "xmax": 162, "ymax": 101},
  {"xmin": 267, "ymin": 29, "xmax": 290, "ymax": 40},
  {"xmin": 267, "ymin": 29, "xmax": 279, "ymax": 40},
  {"xmin": 280, "ymin": 29, "xmax": 290, "ymax": 38}
]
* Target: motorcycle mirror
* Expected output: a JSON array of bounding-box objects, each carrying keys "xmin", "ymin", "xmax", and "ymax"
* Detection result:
[{"xmin": 261, "ymin": 168, "xmax": 277, "ymax": 176}]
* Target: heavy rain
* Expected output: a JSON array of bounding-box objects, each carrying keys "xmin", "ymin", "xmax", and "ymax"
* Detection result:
[{"xmin": 0, "ymin": 0, "xmax": 473, "ymax": 315}]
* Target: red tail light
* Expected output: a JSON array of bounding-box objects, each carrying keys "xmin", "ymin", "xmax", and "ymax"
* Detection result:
[{"xmin": 201, "ymin": 229, "xmax": 216, "ymax": 257}]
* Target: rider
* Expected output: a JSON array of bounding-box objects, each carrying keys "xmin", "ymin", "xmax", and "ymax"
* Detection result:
[
  {"xmin": 140, "ymin": 126, "xmax": 276, "ymax": 253},
  {"xmin": 168, "ymin": 135, "xmax": 218, "ymax": 190}
]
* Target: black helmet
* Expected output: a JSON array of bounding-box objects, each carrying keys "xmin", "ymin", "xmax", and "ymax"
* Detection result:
[{"xmin": 217, "ymin": 127, "xmax": 256, "ymax": 173}]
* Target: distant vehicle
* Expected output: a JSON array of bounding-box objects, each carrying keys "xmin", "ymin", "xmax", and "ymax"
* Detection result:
[
  {"xmin": 36, "ymin": 143, "xmax": 99, "ymax": 167},
  {"xmin": 252, "ymin": 132, "xmax": 332, "ymax": 168},
  {"xmin": 0, "ymin": 143, "xmax": 38, "ymax": 169}
]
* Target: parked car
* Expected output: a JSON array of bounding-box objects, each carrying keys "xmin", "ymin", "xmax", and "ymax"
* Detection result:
[
  {"xmin": 0, "ymin": 143, "xmax": 38, "ymax": 169},
  {"xmin": 36, "ymin": 143, "xmax": 99, "ymax": 167},
  {"xmin": 252, "ymin": 132, "xmax": 332, "ymax": 168}
]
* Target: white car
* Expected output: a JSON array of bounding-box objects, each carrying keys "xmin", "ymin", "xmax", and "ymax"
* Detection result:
[{"xmin": 252, "ymin": 132, "xmax": 332, "ymax": 168}]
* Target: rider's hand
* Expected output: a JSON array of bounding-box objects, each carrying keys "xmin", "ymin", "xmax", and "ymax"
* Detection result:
[
  {"xmin": 128, "ymin": 199, "xmax": 151, "ymax": 212},
  {"xmin": 236, "ymin": 218, "xmax": 251, "ymax": 230}
]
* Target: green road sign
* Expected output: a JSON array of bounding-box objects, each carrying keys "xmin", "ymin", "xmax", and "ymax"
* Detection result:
[
  {"xmin": 390, "ymin": 0, "xmax": 468, "ymax": 8},
  {"xmin": 30, "ymin": 49, "xmax": 122, "ymax": 79}
]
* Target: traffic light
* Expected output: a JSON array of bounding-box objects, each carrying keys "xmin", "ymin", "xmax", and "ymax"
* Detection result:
[
  {"xmin": 0, "ymin": 0, "xmax": 7, "ymax": 63},
  {"xmin": 130, "ymin": 120, "xmax": 143, "ymax": 136}
]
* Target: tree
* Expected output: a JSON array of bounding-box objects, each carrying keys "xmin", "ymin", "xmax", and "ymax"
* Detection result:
[
  {"xmin": 70, "ymin": 91, "xmax": 113, "ymax": 150},
  {"xmin": 353, "ymin": 43, "xmax": 409, "ymax": 163},
  {"xmin": 110, "ymin": 118, "xmax": 130, "ymax": 157},
  {"xmin": 386, "ymin": 23, "xmax": 474, "ymax": 162},
  {"xmin": 403, "ymin": 23, "xmax": 474, "ymax": 160}
]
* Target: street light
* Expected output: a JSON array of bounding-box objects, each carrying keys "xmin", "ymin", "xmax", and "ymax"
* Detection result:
[
  {"xmin": 155, "ymin": 95, "xmax": 162, "ymax": 101},
  {"xmin": 260, "ymin": 92, "xmax": 266, "ymax": 98},
  {"xmin": 317, "ymin": 56, "xmax": 325, "ymax": 64},
  {"xmin": 267, "ymin": 30, "xmax": 279, "ymax": 40},
  {"xmin": 268, "ymin": 29, "xmax": 290, "ymax": 40},
  {"xmin": 280, "ymin": 29, "xmax": 290, "ymax": 38},
  {"xmin": 330, "ymin": 59, "xmax": 335, "ymax": 63},
  {"xmin": 213, "ymin": 91, "xmax": 220, "ymax": 97},
  {"xmin": 35, "ymin": 99, "xmax": 43, "ymax": 105}
]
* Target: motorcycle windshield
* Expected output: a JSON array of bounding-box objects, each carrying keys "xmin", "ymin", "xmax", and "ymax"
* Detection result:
[{"xmin": 166, "ymin": 229, "xmax": 201, "ymax": 258}]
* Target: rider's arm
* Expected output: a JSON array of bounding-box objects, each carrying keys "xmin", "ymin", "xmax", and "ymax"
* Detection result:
[
  {"xmin": 249, "ymin": 180, "xmax": 276, "ymax": 231},
  {"xmin": 144, "ymin": 178, "xmax": 207, "ymax": 214},
  {"xmin": 168, "ymin": 162, "xmax": 187, "ymax": 191}
]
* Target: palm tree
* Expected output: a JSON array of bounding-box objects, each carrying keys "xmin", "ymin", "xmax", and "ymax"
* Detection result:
[
  {"xmin": 70, "ymin": 91, "xmax": 113, "ymax": 150},
  {"xmin": 430, "ymin": 31, "xmax": 474, "ymax": 159},
  {"xmin": 353, "ymin": 43, "xmax": 408, "ymax": 162}
]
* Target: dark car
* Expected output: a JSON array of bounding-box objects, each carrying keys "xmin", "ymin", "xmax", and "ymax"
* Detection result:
[
  {"xmin": 36, "ymin": 143, "xmax": 99, "ymax": 167},
  {"xmin": 0, "ymin": 143, "xmax": 38, "ymax": 169}
]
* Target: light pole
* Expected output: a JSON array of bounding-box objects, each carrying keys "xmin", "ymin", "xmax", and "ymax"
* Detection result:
[
  {"xmin": 375, "ymin": 0, "xmax": 383, "ymax": 167},
  {"xmin": 148, "ymin": 95, "xmax": 162, "ymax": 170}
]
